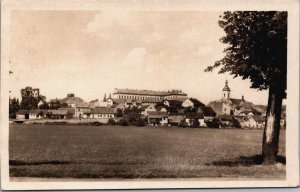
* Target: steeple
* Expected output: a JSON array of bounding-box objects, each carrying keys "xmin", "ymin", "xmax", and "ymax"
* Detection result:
[
  {"xmin": 103, "ymin": 93, "xmax": 107, "ymax": 102},
  {"xmin": 222, "ymin": 80, "xmax": 231, "ymax": 99}
]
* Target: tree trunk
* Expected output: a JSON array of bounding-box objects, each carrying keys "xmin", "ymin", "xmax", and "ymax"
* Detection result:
[{"xmin": 262, "ymin": 86, "xmax": 284, "ymax": 164}]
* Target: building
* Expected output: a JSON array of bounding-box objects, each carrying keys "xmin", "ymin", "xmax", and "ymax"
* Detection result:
[
  {"xmin": 16, "ymin": 110, "xmax": 45, "ymax": 120},
  {"xmin": 75, "ymin": 102, "xmax": 92, "ymax": 118},
  {"xmin": 168, "ymin": 115, "xmax": 185, "ymax": 126},
  {"xmin": 89, "ymin": 107, "xmax": 115, "ymax": 119},
  {"xmin": 197, "ymin": 106, "xmax": 217, "ymax": 121},
  {"xmin": 181, "ymin": 98, "xmax": 205, "ymax": 109},
  {"xmin": 207, "ymin": 80, "xmax": 254, "ymax": 116},
  {"xmin": 59, "ymin": 94, "xmax": 84, "ymax": 108},
  {"xmin": 21, "ymin": 87, "xmax": 39, "ymax": 98},
  {"xmin": 185, "ymin": 112, "xmax": 205, "ymax": 127},
  {"xmin": 140, "ymin": 104, "xmax": 156, "ymax": 117},
  {"xmin": 113, "ymin": 88, "xmax": 187, "ymax": 101},
  {"xmin": 237, "ymin": 115, "xmax": 265, "ymax": 129},
  {"xmin": 148, "ymin": 111, "xmax": 168, "ymax": 126}
]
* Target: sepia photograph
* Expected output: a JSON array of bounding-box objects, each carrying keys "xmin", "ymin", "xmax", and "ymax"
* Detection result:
[{"xmin": 1, "ymin": 0, "xmax": 299, "ymax": 190}]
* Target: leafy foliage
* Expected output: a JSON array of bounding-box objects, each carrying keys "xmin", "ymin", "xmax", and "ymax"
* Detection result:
[{"xmin": 205, "ymin": 11, "xmax": 287, "ymax": 97}]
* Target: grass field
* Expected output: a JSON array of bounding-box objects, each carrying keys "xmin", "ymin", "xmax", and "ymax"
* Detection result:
[{"xmin": 9, "ymin": 124, "xmax": 286, "ymax": 179}]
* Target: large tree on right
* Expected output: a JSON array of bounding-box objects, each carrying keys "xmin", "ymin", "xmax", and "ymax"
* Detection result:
[{"xmin": 205, "ymin": 11, "xmax": 287, "ymax": 164}]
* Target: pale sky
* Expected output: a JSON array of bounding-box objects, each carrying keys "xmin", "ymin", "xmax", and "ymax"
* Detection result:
[{"xmin": 9, "ymin": 10, "xmax": 271, "ymax": 105}]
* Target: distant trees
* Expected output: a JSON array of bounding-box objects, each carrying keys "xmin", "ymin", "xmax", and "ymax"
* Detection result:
[
  {"xmin": 205, "ymin": 11, "xmax": 287, "ymax": 164},
  {"xmin": 9, "ymin": 98, "xmax": 20, "ymax": 119}
]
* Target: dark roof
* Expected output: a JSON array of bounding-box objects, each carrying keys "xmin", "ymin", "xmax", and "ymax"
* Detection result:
[
  {"xmin": 157, "ymin": 106, "xmax": 168, "ymax": 111},
  {"xmin": 114, "ymin": 88, "xmax": 187, "ymax": 96},
  {"xmin": 186, "ymin": 112, "xmax": 204, "ymax": 119},
  {"xmin": 189, "ymin": 98, "xmax": 205, "ymax": 108},
  {"xmin": 229, "ymin": 98, "xmax": 243, "ymax": 105},
  {"xmin": 218, "ymin": 115, "xmax": 235, "ymax": 121},
  {"xmin": 58, "ymin": 108, "xmax": 75, "ymax": 114},
  {"xmin": 207, "ymin": 101, "xmax": 223, "ymax": 115},
  {"xmin": 90, "ymin": 107, "xmax": 114, "ymax": 114},
  {"xmin": 199, "ymin": 106, "xmax": 217, "ymax": 115},
  {"xmin": 148, "ymin": 111, "xmax": 168, "ymax": 118},
  {"xmin": 252, "ymin": 115, "xmax": 265, "ymax": 122},
  {"xmin": 47, "ymin": 109, "xmax": 69, "ymax": 115}
]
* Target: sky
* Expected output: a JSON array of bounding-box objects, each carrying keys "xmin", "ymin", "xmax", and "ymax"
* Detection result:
[{"xmin": 9, "ymin": 10, "xmax": 270, "ymax": 105}]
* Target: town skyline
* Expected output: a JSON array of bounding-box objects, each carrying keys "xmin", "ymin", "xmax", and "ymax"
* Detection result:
[{"xmin": 9, "ymin": 10, "xmax": 272, "ymax": 105}]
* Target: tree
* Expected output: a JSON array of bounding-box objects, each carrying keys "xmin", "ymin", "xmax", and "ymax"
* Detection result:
[
  {"xmin": 205, "ymin": 11, "xmax": 287, "ymax": 164},
  {"xmin": 20, "ymin": 95, "xmax": 38, "ymax": 110},
  {"xmin": 9, "ymin": 97, "xmax": 20, "ymax": 119}
]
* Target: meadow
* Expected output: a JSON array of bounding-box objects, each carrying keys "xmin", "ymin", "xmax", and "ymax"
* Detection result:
[{"xmin": 9, "ymin": 124, "xmax": 286, "ymax": 179}]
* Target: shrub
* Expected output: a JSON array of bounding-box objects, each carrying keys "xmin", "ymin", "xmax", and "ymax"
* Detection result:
[
  {"xmin": 107, "ymin": 118, "xmax": 116, "ymax": 125},
  {"xmin": 135, "ymin": 118, "xmax": 146, "ymax": 127},
  {"xmin": 91, "ymin": 121, "xmax": 103, "ymax": 126},
  {"xmin": 206, "ymin": 118, "xmax": 221, "ymax": 128},
  {"xmin": 179, "ymin": 119, "xmax": 187, "ymax": 128},
  {"xmin": 118, "ymin": 118, "xmax": 129, "ymax": 126}
]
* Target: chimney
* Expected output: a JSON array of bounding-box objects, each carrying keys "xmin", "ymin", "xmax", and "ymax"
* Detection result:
[{"xmin": 242, "ymin": 95, "xmax": 244, "ymax": 101}]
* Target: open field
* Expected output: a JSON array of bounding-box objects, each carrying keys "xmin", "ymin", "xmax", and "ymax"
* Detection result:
[{"xmin": 9, "ymin": 124, "xmax": 285, "ymax": 179}]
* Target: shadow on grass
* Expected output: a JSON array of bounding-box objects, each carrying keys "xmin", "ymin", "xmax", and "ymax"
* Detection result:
[
  {"xmin": 206, "ymin": 155, "xmax": 286, "ymax": 167},
  {"xmin": 9, "ymin": 160, "xmax": 70, "ymax": 166}
]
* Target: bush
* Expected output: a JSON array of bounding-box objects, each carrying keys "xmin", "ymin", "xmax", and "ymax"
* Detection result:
[
  {"xmin": 91, "ymin": 121, "xmax": 103, "ymax": 126},
  {"xmin": 118, "ymin": 118, "xmax": 129, "ymax": 126},
  {"xmin": 179, "ymin": 119, "xmax": 188, "ymax": 128},
  {"xmin": 135, "ymin": 118, "xmax": 146, "ymax": 127},
  {"xmin": 206, "ymin": 118, "xmax": 221, "ymax": 128},
  {"xmin": 107, "ymin": 118, "xmax": 116, "ymax": 125}
]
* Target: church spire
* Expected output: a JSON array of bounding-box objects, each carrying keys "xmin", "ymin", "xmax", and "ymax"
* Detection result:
[
  {"xmin": 103, "ymin": 93, "xmax": 107, "ymax": 102},
  {"xmin": 222, "ymin": 80, "xmax": 231, "ymax": 99}
]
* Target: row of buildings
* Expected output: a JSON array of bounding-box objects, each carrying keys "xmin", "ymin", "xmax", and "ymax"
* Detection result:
[{"xmin": 15, "ymin": 81, "xmax": 286, "ymax": 129}]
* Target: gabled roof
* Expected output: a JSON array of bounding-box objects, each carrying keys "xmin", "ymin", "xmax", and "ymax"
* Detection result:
[
  {"xmin": 251, "ymin": 115, "xmax": 265, "ymax": 122},
  {"xmin": 189, "ymin": 98, "xmax": 205, "ymax": 108},
  {"xmin": 157, "ymin": 106, "xmax": 168, "ymax": 111},
  {"xmin": 199, "ymin": 106, "xmax": 217, "ymax": 115},
  {"xmin": 140, "ymin": 105, "xmax": 155, "ymax": 111},
  {"xmin": 90, "ymin": 107, "xmax": 114, "ymax": 114}
]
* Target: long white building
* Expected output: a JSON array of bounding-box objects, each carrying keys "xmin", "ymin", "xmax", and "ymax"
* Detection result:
[{"xmin": 113, "ymin": 88, "xmax": 187, "ymax": 101}]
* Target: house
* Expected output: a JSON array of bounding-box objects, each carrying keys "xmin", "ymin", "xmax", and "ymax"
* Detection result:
[
  {"xmin": 58, "ymin": 108, "xmax": 75, "ymax": 118},
  {"xmin": 238, "ymin": 115, "xmax": 265, "ymax": 129},
  {"xmin": 208, "ymin": 80, "xmax": 254, "ymax": 115},
  {"xmin": 46, "ymin": 109, "xmax": 70, "ymax": 119},
  {"xmin": 217, "ymin": 115, "xmax": 237, "ymax": 127},
  {"xmin": 197, "ymin": 106, "xmax": 217, "ymax": 121},
  {"xmin": 156, "ymin": 106, "xmax": 168, "ymax": 113},
  {"xmin": 140, "ymin": 104, "xmax": 156, "ymax": 117},
  {"xmin": 236, "ymin": 107, "xmax": 261, "ymax": 117},
  {"xmin": 16, "ymin": 110, "xmax": 44, "ymax": 120},
  {"xmin": 75, "ymin": 102, "xmax": 92, "ymax": 118},
  {"xmin": 185, "ymin": 112, "xmax": 205, "ymax": 127},
  {"xmin": 181, "ymin": 98, "xmax": 205, "ymax": 109},
  {"xmin": 89, "ymin": 107, "xmax": 115, "ymax": 119},
  {"xmin": 148, "ymin": 111, "xmax": 168, "ymax": 126},
  {"xmin": 168, "ymin": 115, "xmax": 185, "ymax": 126},
  {"xmin": 59, "ymin": 93, "xmax": 84, "ymax": 108}
]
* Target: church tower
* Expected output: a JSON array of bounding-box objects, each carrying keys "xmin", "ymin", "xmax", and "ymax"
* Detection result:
[{"xmin": 222, "ymin": 80, "xmax": 231, "ymax": 99}]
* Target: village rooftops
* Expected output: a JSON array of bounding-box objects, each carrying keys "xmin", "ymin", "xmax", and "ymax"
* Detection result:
[{"xmin": 114, "ymin": 88, "xmax": 187, "ymax": 96}]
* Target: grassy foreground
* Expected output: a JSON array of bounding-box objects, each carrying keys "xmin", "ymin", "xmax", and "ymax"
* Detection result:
[{"xmin": 9, "ymin": 124, "xmax": 286, "ymax": 179}]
